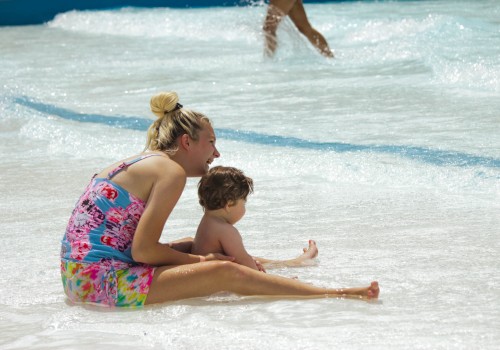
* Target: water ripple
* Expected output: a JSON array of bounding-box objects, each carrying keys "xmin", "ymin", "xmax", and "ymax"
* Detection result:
[{"xmin": 14, "ymin": 96, "xmax": 500, "ymax": 169}]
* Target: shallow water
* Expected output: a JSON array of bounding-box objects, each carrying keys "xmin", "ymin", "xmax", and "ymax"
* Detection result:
[{"xmin": 1, "ymin": 1, "xmax": 499, "ymax": 349}]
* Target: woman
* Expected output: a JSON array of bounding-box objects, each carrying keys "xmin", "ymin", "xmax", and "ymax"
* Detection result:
[
  {"xmin": 60, "ymin": 91, "xmax": 378, "ymax": 307},
  {"xmin": 263, "ymin": 0, "xmax": 334, "ymax": 57}
]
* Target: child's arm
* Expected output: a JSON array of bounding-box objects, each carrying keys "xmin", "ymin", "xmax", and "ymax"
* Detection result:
[{"xmin": 219, "ymin": 226, "xmax": 260, "ymax": 271}]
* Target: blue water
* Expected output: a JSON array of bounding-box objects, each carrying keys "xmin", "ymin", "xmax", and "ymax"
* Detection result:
[
  {"xmin": 12, "ymin": 96, "xmax": 500, "ymax": 168},
  {"xmin": 1, "ymin": 1, "xmax": 499, "ymax": 349}
]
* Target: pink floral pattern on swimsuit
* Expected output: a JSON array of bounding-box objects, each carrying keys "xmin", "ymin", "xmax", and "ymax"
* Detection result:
[{"xmin": 61, "ymin": 178, "xmax": 145, "ymax": 263}]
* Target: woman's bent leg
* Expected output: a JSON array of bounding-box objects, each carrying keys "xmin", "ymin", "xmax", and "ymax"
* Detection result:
[{"xmin": 145, "ymin": 261, "xmax": 379, "ymax": 305}]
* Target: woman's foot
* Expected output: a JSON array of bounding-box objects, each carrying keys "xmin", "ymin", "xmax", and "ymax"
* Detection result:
[
  {"xmin": 367, "ymin": 281, "xmax": 380, "ymax": 299},
  {"xmin": 339, "ymin": 281, "xmax": 379, "ymax": 300}
]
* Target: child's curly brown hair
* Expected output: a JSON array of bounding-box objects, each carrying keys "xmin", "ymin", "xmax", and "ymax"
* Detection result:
[{"xmin": 198, "ymin": 166, "xmax": 254, "ymax": 210}]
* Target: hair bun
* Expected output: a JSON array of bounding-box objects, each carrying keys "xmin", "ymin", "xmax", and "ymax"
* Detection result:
[{"xmin": 150, "ymin": 92, "xmax": 179, "ymax": 118}]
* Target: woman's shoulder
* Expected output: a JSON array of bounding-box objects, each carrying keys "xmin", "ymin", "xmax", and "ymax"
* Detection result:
[
  {"xmin": 124, "ymin": 152, "xmax": 183, "ymax": 172},
  {"xmin": 145, "ymin": 153, "xmax": 185, "ymax": 176},
  {"xmin": 96, "ymin": 152, "xmax": 178, "ymax": 177},
  {"xmin": 138, "ymin": 153, "xmax": 187, "ymax": 190}
]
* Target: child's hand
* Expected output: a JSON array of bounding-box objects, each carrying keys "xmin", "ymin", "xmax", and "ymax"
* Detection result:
[{"xmin": 204, "ymin": 253, "xmax": 235, "ymax": 262}]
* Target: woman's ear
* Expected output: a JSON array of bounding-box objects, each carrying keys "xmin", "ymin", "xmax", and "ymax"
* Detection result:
[{"xmin": 179, "ymin": 134, "xmax": 190, "ymax": 150}]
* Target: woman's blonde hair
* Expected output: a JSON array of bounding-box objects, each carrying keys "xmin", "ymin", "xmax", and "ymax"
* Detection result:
[{"xmin": 145, "ymin": 92, "xmax": 211, "ymax": 154}]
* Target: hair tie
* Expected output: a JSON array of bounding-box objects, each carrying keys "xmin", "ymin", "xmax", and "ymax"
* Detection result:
[{"xmin": 166, "ymin": 102, "xmax": 183, "ymax": 114}]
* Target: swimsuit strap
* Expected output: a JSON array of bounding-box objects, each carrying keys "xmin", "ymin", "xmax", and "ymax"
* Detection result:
[{"xmin": 107, "ymin": 154, "xmax": 164, "ymax": 180}]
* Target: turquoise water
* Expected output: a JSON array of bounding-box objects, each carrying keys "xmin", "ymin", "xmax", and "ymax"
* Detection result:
[{"xmin": 1, "ymin": 1, "xmax": 499, "ymax": 349}]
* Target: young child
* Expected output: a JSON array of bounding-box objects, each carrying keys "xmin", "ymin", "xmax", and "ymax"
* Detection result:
[{"xmin": 191, "ymin": 166, "xmax": 319, "ymax": 272}]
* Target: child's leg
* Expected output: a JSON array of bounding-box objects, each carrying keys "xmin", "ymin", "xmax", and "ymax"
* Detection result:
[
  {"xmin": 254, "ymin": 240, "xmax": 319, "ymax": 268},
  {"xmin": 145, "ymin": 260, "xmax": 379, "ymax": 305}
]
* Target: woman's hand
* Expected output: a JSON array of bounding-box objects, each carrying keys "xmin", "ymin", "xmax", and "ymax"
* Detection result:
[{"xmin": 254, "ymin": 259, "xmax": 266, "ymax": 273}]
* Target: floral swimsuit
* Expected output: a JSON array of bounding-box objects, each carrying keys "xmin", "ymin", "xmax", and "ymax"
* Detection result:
[{"xmin": 60, "ymin": 154, "xmax": 162, "ymax": 307}]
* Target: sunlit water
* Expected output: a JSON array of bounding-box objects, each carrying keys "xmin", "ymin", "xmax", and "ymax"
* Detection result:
[{"xmin": 1, "ymin": 1, "xmax": 499, "ymax": 349}]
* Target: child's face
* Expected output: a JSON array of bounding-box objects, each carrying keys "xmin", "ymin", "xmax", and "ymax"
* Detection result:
[{"xmin": 227, "ymin": 199, "xmax": 246, "ymax": 224}]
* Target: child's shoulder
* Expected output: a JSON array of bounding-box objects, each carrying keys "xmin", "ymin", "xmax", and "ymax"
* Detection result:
[{"xmin": 199, "ymin": 214, "xmax": 237, "ymax": 233}]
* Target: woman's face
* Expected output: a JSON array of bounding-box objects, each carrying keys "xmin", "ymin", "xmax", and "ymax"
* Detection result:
[{"xmin": 189, "ymin": 123, "xmax": 220, "ymax": 177}]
